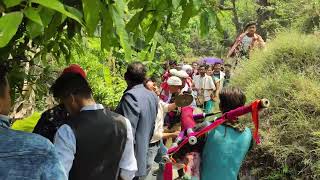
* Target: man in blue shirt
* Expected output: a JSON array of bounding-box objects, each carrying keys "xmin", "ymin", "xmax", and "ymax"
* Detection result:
[{"xmin": 0, "ymin": 64, "xmax": 67, "ymax": 180}]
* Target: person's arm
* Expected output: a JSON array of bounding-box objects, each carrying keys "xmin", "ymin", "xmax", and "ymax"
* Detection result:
[
  {"xmin": 207, "ymin": 76, "xmax": 215, "ymax": 98},
  {"xmin": 227, "ymin": 33, "xmax": 245, "ymax": 58},
  {"xmin": 40, "ymin": 144, "xmax": 68, "ymax": 180},
  {"xmin": 119, "ymin": 118, "xmax": 138, "ymax": 180},
  {"xmin": 53, "ymin": 124, "xmax": 76, "ymax": 175},
  {"xmin": 192, "ymin": 76, "xmax": 198, "ymax": 91},
  {"xmin": 212, "ymin": 79, "xmax": 220, "ymax": 101},
  {"xmin": 258, "ymin": 35, "xmax": 266, "ymax": 48},
  {"xmin": 162, "ymin": 131, "xmax": 180, "ymax": 139},
  {"xmin": 117, "ymin": 93, "xmax": 140, "ymax": 137}
]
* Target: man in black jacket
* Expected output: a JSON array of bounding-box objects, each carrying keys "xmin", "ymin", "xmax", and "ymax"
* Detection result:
[{"xmin": 52, "ymin": 70, "xmax": 137, "ymax": 180}]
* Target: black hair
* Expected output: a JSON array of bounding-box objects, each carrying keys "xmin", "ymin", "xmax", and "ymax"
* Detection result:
[
  {"xmin": 169, "ymin": 60, "xmax": 177, "ymax": 66},
  {"xmin": 219, "ymin": 87, "xmax": 246, "ymax": 113},
  {"xmin": 125, "ymin": 62, "xmax": 147, "ymax": 84},
  {"xmin": 199, "ymin": 64, "xmax": 206, "ymax": 69},
  {"xmin": 50, "ymin": 73, "xmax": 92, "ymax": 100},
  {"xmin": 245, "ymin": 21, "xmax": 257, "ymax": 30},
  {"xmin": 224, "ymin": 63, "xmax": 232, "ymax": 68},
  {"xmin": 213, "ymin": 62, "xmax": 222, "ymax": 67},
  {"xmin": 0, "ymin": 64, "xmax": 9, "ymax": 97}
]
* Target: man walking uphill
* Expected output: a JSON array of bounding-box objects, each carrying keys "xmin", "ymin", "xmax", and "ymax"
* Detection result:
[
  {"xmin": 116, "ymin": 62, "xmax": 158, "ymax": 179},
  {"xmin": 52, "ymin": 72, "xmax": 137, "ymax": 180}
]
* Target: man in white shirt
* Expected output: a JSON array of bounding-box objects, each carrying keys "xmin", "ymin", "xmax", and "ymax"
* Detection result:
[
  {"xmin": 143, "ymin": 76, "xmax": 183, "ymax": 179},
  {"xmin": 193, "ymin": 65, "xmax": 216, "ymax": 113}
]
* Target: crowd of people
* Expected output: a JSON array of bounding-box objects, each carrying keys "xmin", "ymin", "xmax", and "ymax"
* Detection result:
[
  {"xmin": 0, "ymin": 59, "xmax": 252, "ymax": 180},
  {"xmin": 0, "ymin": 21, "xmax": 266, "ymax": 180}
]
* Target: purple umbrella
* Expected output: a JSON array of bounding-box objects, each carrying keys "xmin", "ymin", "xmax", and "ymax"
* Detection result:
[{"xmin": 198, "ymin": 57, "xmax": 223, "ymax": 65}]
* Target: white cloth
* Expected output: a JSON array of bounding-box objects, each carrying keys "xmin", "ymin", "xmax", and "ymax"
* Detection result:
[
  {"xmin": 213, "ymin": 71, "xmax": 225, "ymax": 91},
  {"xmin": 150, "ymin": 100, "xmax": 169, "ymax": 143},
  {"xmin": 193, "ymin": 74, "xmax": 216, "ymax": 101},
  {"xmin": 54, "ymin": 104, "xmax": 137, "ymax": 180}
]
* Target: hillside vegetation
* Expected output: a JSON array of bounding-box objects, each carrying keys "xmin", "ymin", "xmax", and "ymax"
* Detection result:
[{"xmin": 232, "ymin": 32, "xmax": 320, "ymax": 179}]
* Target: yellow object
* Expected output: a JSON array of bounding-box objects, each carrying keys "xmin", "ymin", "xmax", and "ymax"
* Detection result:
[{"xmin": 11, "ymin": 112, "xmax": 41, "ymax": 132}]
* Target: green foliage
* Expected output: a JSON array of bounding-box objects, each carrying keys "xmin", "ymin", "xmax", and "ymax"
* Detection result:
[
  {"xmin": 261, "ymin": 0, "xmax": 320, "ymax": 35},
  {"xmin": 11, "ymin": 112, "xmax": 41, "ymax": 132},
  {"xmin": 0, "ymin": 12, "xmax": 23, "ymax": 47},
  {"xmin": 31, "ymin": 0, "xmax": 83, "ymax": 24},
  {"xmin": 232, "ymin": 32, "xmax": 320, "ymax": 179},
  {"xmin": 70, "ymin": 38, "xmax": 127, "ymax": 109}
]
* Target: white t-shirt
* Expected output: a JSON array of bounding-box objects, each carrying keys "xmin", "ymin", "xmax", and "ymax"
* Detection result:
[
  {"xmin": 150, "ymin": 100, "xmax": 169, "ymax": 143},
  {"xmin": 242, "ymin": 35, "xmax": 253, "ymax": 52},
  {"xmin": 193, "ymin": 74, "xmax": 216, "ymax": 101}
]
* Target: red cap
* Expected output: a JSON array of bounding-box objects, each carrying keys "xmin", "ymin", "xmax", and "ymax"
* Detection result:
[{"xmin": 62, "ymin": 64, "xmax": 86, "ymax": 78}]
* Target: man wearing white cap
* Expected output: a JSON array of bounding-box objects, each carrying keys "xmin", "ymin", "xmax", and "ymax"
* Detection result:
[
  {"xmin": 169, "ymin": 70, "xmax": 191, "ymax": 94},
  {"xmin": 173, "ymin": 69, "xmax": 197, "ymax": 107},
  {"xmin": 143, "ymin": 76, "xmax": 183, "ymax": 179}
]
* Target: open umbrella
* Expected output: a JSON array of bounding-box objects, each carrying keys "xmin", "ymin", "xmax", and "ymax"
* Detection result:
[{"xmin": 198, "ymin": 57, "xmax": 223, "ymax": 65}]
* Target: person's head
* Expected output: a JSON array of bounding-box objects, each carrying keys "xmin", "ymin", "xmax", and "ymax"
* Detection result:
[
  {"xmin": 224, "ymin": 64, "xmax": 232, "ymax": 75},
  {"xmin": 206, "ymin": 65, "xmax": 213, "ymax": 76},
  {"xmin": 0, "ymin": 66, "xmax": 11, "ymax": 115},
  {"xmin": 167, "ymin": 76, "xmax": 182, "ymax": 94},
  {"xmin": 182, "ymin": 64, "xmax": 193, "ymax": 77},
  {"xmin": 219, "ymin": 87, "xmax": 246, "ymax": 113},
  {"xmin": 224, "ymin": 64, "xmax": 232, "ymax": 71},
  {"xmin": 124, "ymin": 62, "xmax": 147, "ymax": 87},
  {"xmin": 199, "ymin": 65, "xmax": 206, "ymax": 76},
  {"xmin": 169, "ymin": 60, "xmax": 177, "ymax": 69},
  {"xmin": 213, "ymin": 62, "xmax": 222, "ymax": 74},
  {"xmin": 51, "ymin": 73, "xmax": 93, "ymax": 116},
  {"xmin": 245, "ymin": 21, "xmax": 257, "ymax": 35},
  {"xmin": 171, "ymin": 70, "xmax": 188, "ymax": 87},
  {"xmin": 144, "ymin": 78, "xmax": 155, "ymax": 91},
  {"xmin": 62, "ymin": 64, "xmax": 86, "ymax": 79},
  {"xmin": 192, "ymin": 62, "xmax": 198, "ymax": 70}
]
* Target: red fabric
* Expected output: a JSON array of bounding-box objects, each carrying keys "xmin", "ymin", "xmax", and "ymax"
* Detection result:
[
  {"xmin": 163, "ymin": 163, "xmax": 173, "ymax": 180},
  {"xmin": 180, "ymin": 107, "xmax": 196, "ymax": 130},
  {"xmin": 186, "ymin": 77, "xmax": 193, "ymax": 88},
  {"xmin": 160, "ymin": 82, "xmax": 170, "ymax": 102},
  {"xmin": 251, "ymin": 100, "xmax": 261, "ymax": 144},
  {"xmin": 225, "ymin": 104, "xmax": 252, "ymax": 120},
  {"xmin": 162, "ymin": 71, "xmax": 170, "ymax": 81},
  {"xmin": 62, "ymin": 64, "xmax": 86, "ymax": 78}
]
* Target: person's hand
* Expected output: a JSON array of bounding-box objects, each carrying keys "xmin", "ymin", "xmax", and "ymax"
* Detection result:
[
  {"xmin": 211, "ymin": 95, "xmax": 218, "ymax": 102},
  {"xmin": 172, "ymin": 131, "xmax": 180, "ymax": 138}
]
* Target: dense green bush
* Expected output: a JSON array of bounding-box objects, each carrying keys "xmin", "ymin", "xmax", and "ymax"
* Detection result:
[
  {"xmin": 70, "ymin": 40, "xmax": 127, "ymax": 109},
  {"xmin": 232, "ymin": 32, "xmax": 320, "ymax": 179}
]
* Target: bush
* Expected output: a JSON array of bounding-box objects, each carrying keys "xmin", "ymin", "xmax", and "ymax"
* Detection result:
[
  {"xmin": 70, "ymin": 45, "xmax": 127, "ymax": 109},
  {"xmin": 232, "ymin": 32, "xmax": 320, "ymax": 179}
]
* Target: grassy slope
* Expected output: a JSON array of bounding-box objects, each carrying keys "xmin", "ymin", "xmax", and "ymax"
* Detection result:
[{"xmin": 232, "ymin": 32, "xmax": 320, "ymax": 179}]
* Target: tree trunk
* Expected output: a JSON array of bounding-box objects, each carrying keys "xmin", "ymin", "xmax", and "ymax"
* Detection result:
[
  {"xmin": 256, "ymin": 0, "xmax": 272, "ymax": 40},
  {"xmin": 231, "ymin": 0, "xmax": 242, "ymax": 34}
]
